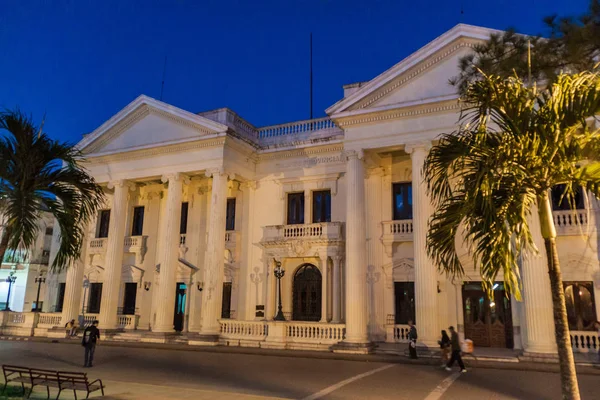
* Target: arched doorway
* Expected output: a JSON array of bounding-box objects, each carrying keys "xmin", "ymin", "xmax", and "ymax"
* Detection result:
[{"xmin": 292, "ymin": 264, "xmax": 322, "ymax": 321}]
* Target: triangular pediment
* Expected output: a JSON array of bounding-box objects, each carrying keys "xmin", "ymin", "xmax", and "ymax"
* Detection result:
[
  {"xmin": 78, "ymin": 95, "xmax": 228, "ymax": 155},
  {"xmin": 327, "ymin": 24, "xmax": 502, "ymax": 116}
]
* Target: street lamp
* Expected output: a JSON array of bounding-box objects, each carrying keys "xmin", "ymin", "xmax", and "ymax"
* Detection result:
[
  {"xmin": 273, "ymin": 259, "xmax": 286, "ymax": 321},
  {"xmin": 32, "ymin": 273, "xmax": 46, "ymax": 312},
  {"xmin": 4, "ymin": 271, "xmax": 17, "ymax": 311}
]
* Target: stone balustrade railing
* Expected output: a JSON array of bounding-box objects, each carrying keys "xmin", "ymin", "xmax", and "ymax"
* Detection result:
[
  {"xmin": 0, "ymin": 311, "xmax": 39, "ymax": 336},
  {"xmin": 258, "ymin": 117, "xmax": 339, "ymax": 139},
  {"xmin": 88, "ymin": 238, "xmax": 107, "ymax": 253},
  {"xmin": 385, "ymin": 323, "xmax": 410, "ymax": 343},
  {"xmin": 570, "ymin": 330, "xmax": 599, "ymax": 353},
  {"xmin": 82, "ymin": 314, "xmax": 100, "ymax": 327},
  {"xmin": 552, "ymin": 210, "xmax": 589, "ymax": 235},
  {"xmin": 37, "ymin": 313, "xmax": 63, "ymax": 328},
  {"xmin": 117, "ymin": 314, "xmax": 139, "ymax": 330},
  {"xmin": 262, "ymin": 222, "xmax": 343, "ymax": 243},
  {"xmin": 285, "ymin": 322, "xmax": 345, "ymax": 344},
  {"xmin": 382, "ymin": 220, "xmax": 413, "ymax": 241},
  {"xmin": 220, "ymin": 320, "xmax": 268, "ymax": 339}
]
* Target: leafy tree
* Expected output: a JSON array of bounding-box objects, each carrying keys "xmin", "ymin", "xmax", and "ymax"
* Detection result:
[
  {"xmin": 451, "ymin": 0, "xmax": 600, "ymax": 92},
  {"xmin": 425, "ymin": 70, "xmax": 600, "ymax": 400},
  {"xmin": 0, "ymin": 110, "xmax": 104, "ymax": 271}
]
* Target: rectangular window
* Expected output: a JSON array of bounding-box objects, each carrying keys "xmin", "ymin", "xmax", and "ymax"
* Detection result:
[
  {"xmin": 180, "ymin": 202, "xmax": 189, "ymax": 234},
  {"xmin": 131, "ymin": 206, "xmax": 145, "ymax": 236},
  {"xmin": 551, "ymin": 185, "xmax": 585, "ymax": 210},
  {"xmin": 55, "ymin": 283, "xmax": 66, "ymax": 312},
  {"xmin": 563, "ymin": 282, "xmax": 597, "ymax": 331},
  {"xmin": 287, "ymin": 192, "xmax": 305, "ymax": 225},
  {"xmin": 393, "ymin": 182, "xmax": 413, "ymax": 220},
  {"xmin": 226, "ymin": 198, "xmax": 236, "ymax": 231},
  {"xmin": 96, "ymin": 210, "xmax": 111, "ymax": 238},
  {"xmin": 221, "ymin": 282, "xmax": 232, "ymax": 319},
  {"xmin": 87, "ymin": 283, "xmax": 103, "ymax": 314},
  {"xmin": 312, "ymin": 190, "xmax": 331, "ymax": 223},
  {"xmin": 394, "ymin": 282, "xmax": 415, "ymax": 325}
]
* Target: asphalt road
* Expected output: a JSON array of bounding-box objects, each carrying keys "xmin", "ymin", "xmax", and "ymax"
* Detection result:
[{"xmin": 0, "ymin": 341, "xmax": 598, "ymax": 400}]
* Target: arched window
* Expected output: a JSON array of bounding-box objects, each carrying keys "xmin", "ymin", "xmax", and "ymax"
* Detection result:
[
  {"xmin": 564, "ymin": 282, "xmax": 597, "ymax": 331},
  {"xmin": 292, "ymin": 264, "xmax": 322, "ymax": 321}
]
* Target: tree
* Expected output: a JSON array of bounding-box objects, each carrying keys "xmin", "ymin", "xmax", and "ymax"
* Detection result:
[
  {"xmin": 451, "ymin": 0, "xmax": 600, "ymax": 93},
  {"xmin": 424, "ymin": 70, "xmax": 600, "ymax": 400},
  {"xmin": 0, "ymin": 110, "xmax": 104, "ymax": 271}
]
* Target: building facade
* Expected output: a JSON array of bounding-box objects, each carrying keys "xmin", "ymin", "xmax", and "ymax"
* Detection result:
[{"xmin": 3, "ymin": 24, "xmax": 599, "ymax": 353}]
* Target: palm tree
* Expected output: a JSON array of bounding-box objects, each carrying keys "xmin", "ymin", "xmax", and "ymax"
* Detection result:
[
  {"xmin": 0, "ymin": 110, "xmax": 104, "ymax": 271},
  {"xmin": 424, "ymin": 70, "xmax": 600, "ymax": 400}
]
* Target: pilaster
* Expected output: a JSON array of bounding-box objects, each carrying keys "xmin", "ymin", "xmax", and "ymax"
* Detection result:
[
  {"xmin": 331, "ymin": 255, "xmax": 342, "ymax": 323},
  {"xmin": 320, "ymin": 255, "xmax": 329, "ymax": 323}
]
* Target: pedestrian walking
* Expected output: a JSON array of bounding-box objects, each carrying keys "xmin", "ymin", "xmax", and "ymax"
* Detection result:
[
  {"xmin": 438, "ymin": 330, "xmax": 451, "ymax": 366},
  {"xmin": 82, "ymin": 320, "xmax": 100, "ymax": 368},
  {"xmin": 445, "ymin": 326, "xmax": 466, "ymax": 373},
  {"xmin": 407, "ymin": 320, "xmax": 418, "ymax": 359}
]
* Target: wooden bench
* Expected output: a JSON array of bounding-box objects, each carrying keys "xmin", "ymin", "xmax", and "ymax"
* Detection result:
[{"xmin": 2, "ymin": 364, "xmax": 105, "ymax": 399}]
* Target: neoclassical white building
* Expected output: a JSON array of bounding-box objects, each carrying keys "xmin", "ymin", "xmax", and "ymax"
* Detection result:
[{"xmin": 2, "ymin": 24, "xmax": 599, "ymax": 354}]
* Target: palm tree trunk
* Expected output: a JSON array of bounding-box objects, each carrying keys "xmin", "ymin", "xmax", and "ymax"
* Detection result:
[
  {"xmin": 538, "ymin": 194, "xmax": 580, "ymax": 400},
  {"xmin": 0, "ymin": 225, "xmax": 12, "ymax": 267}
]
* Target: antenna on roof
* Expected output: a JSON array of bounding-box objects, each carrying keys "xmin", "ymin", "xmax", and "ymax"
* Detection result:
[
  {"xmin": 310, "ymin": 32, "xmax": 313, "ymax": 120},
  {"xmin": 160, "ymin": 56, "xmax": 167, "ymax": 101}
]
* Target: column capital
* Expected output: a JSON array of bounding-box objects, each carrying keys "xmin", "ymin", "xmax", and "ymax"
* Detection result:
[
  {"xmin": 242, "ymin": 180, "xmax": 257, "ymax": 190},
  {"xmin": 107, "ymin": 180, "xmax": 136, "ymax": 191},
  {"xmin": 205, "ymin": 168, "xmax": 234, "ymax": 180},
  {"xmin": 404, "ymin": 141, "xmax": 432, "ymax": 155},
  {"xmin": 161, "ymin": 172, "xmax": 190, "ymax": 185},
  {"xmin": 344, "ymin": 149, "xmax": 365, "ymax": 161}
]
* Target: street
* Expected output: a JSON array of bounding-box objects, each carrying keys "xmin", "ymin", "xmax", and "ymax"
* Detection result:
[{"xmin": 0, "ymin": 340, "xmax": 598, "ymax": 399}]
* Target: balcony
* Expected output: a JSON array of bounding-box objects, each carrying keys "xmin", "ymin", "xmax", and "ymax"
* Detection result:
[
  {"xmin": 88, "ymin": 238, "xmax": 107, "ymax": 255},
  {"xmin": 88, "ymin": 236, "xmax": 148, "ymax": 264},
  {"xmin": 381, "ymin": 220, "xmax": 413, "ymax": 256},
  {"xmin": 260, "ymin": 222, "xmax": 344, "ymax": 257},
  {"xmin": 552, "ymin": 210, "xmax": 590, "ymax": 236}
]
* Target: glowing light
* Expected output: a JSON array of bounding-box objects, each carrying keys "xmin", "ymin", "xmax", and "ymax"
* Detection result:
[
  {"xmin": 490, "ymin": 301, "xmax": 496, "ymax": 307},
  {"xmin": 492, "ymin": 284, "xmax": 499, "ymax": 290}
]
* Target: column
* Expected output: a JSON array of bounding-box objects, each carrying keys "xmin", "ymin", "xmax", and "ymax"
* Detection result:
[
  {"xmin": 264, "ymin": 258, "xmax": 274, "ymax": 320},
  {"xmin": 153, "ymin": 173, "xmax": 186, "ymax": 332},
  {"xmin": 344, "ymin": 150, "xmax": 369, "ymax": 343},
  {"xmin": 406, "ymin": 142, "xmax": 439, "ymax": 346},
  {"xmin": 99, "ymin": 180, "xmax": 131, "ymax": 330},
  {"xmin": 331, "ymin": 256, "xmax": 342, "ymax": 323},
  {"xmin": 199, "ymin": 169, "xmax": 229, "ymax": 335},
  {"xmin": 60, "ymin": 261, "xmax": 84, "ymax": 326},
  {"xmin": 320, "ymin": 255, "xmax": 329, "ymax": 323},
  {"xmin": 521, "ymin": 206, "xmax": 556, "ymax": 353}
]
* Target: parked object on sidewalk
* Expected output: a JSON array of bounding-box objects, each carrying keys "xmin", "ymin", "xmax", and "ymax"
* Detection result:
[
  {"xmin": 82, "ymin": 320, "xmax": 101, "ymax": 368},
  {"xmin": 407, "ymin": 320, "xmax": 418, "ymax": 359},
  {"xmin": 462, "ymin": 339, "xmax": 474, "ymax": 354},
  {"xmin": 1, "ymin": 364, "xmax": 105, "ymax": 399},
  {"xmin": 446, "ymin": 326, "xmax": 466, "ymax": 373}
]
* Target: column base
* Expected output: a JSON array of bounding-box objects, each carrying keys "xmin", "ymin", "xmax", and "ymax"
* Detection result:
[
  {"xmin": 139, "ymin": 331, "xmax": 180, "ymax": 344},
  {"xmin": 187, "ymin": 333, "xmax": 220, "ymax": 347},
  {"xmin": 331, "ymin": 341, "xmax": 374, "ymax": 355},
  {"xmin": 519, "ymin": 351, "xmax": 559, "ymax": 363}
]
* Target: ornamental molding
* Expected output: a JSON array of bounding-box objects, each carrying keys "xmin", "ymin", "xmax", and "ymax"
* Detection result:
[
  {"xmin": 351, "ymin": 40, "xmax": 477, "ymax": 110},
  {"xmin": 258, "ymin": 144, "xmax": 344, "ymax": 161},
  {"xmin": 276, "ymin": 173, "xmax": 342, "ymax": 199},
  {"xmin": 85, "ymin": 137, "xmax": 227, "ymax": 164},
  {"xmin": 335, "ymin": 99, "xmax": 460, "ymax": 128}
]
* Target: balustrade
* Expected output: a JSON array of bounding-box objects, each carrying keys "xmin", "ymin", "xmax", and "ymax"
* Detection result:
[
  {"xmin": 570, "ymin": 331, "xmax": 599, "ymax": 353},
  {"xmin": 88, "ymin": 238, "xmax": 107, "ymax": 254},
  {"xmin": 385, "ymin": 322, "xmax": 410, "ymax": 343},
  {"xmin": 286, "ymin": 322, "xmax": 346, "ymax": 344},
  {"xmin": 262, "ymin": 222, "xmax": 343, "ymax": 243},
  {"xmin": 382, "ymin": 220, "xmax": 413, "ymax": 241},
  {"xmin": 37, "ymin": 313, "xmax": 62, "ymax": 328},
  {"xmin": 219, "ymin": 320, "xmax": 268, "ymax": 339},
  {"xmin": 117, "ymin": 314, "xmax": 139, "ymax": 330},
  {"xmin": 552, "ymin": 210, "xmax": 589, "ymax": 235},
  {"xmin": 258, "ymin": 117, "xmax": 339, "ymax": 139}
]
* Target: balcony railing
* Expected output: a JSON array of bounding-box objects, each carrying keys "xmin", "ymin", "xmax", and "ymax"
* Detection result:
[
  {"xmin": 552, "ymin": 210, "xmax": 589, "ymax": 236},
  {"xmin": 88, "ymin": 238, "xmax": 107, "ymax": 254},
  {"xmin": 285, "ymin": 322, "xmax": 345, "ymax": 344},
  {"xmin": 261, "ymin": 222, "xmax": 343, "ymax": 243},
  {"xmin": 570, "ymin": 330, "xmax": 600, "ymax": 353},
  {"xmin": 258, "ymin": 117, "xmax": 339, "ymax": 139},
  {"xmin": 381, "ymin": 220, "xmax": 413, "ymax": 256}
]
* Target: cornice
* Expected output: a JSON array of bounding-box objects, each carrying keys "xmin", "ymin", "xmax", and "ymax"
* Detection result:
[
  {"xmin": 84, "ymin": 137, "xmax": 226, "ymax": 164},
  {"xmin": 258, "ymin": 143, "xmax": 344, "ymax": 162},
  {"xmin": 335, "ymin": 99, "xmax": 460, "ymax": 128}
]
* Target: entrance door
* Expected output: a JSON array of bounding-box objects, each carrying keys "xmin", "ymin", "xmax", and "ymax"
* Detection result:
[
  {"xmin": 87, "ymin": 283, "xmax": 103, "ymax": 314},
  {"xmin": 221, "ymin": 282, "xmax": 232, "ymax": 319},
  {"xmin": 292, "ymin": 264, "xmax": 322, "ymax": 321},
  {"xmin": 122, "ymin": 282, "xmax": 137, "ymax": 315},
  {"xmin": 55, "ymin": 283, "xmax": 66, "ymax": 312},
  {"xmin": 462, "ymin": 282, "xmax": 513, "ymax": 348},
  {"xmin": 173, "ymin": 282, "xmax": 186, "ymax": 332}
]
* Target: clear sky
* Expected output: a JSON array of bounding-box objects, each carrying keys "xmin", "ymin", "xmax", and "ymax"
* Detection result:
[{"xmin": 0, "ymin": 0, "xmax": 589, "ymax": 144}]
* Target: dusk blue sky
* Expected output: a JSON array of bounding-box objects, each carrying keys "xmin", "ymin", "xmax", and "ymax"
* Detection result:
[{"xmin": 0, "ymin": 0, "xmax": 589, "ymax": 144}]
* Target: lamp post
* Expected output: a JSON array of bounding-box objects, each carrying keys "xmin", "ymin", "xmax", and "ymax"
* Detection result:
[
  {"xmin": 81, "ymin": 277, "xmax": 90, "ymax": 326},
  {"xmin": 32, "ymin": 273, "xmax": 46, "ymax": 312},
  {"xmin": 273, "ymin": 259, "xmax": 286, "ymax": 321},
  {"xmin": 4, "ymin": 271, "xmax": 17, "ymax": 311}
]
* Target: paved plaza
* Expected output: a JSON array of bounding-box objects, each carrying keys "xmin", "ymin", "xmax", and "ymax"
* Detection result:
[{"xmin": 0, "ymin": 340, "xmax": 599, "ymax": 399}]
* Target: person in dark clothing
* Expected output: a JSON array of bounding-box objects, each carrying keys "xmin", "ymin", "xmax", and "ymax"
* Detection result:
[
  {"xmin": 438, "ymin": 330, "xmax": 451, "ymax": 366},
  {"xmin": 407, "ymin": 320, "xmax": 418, "ymax": 359},
  {"xmin": 82, "ymin": 320, "xmax": 100, "ymax": 368},
  {"xmin": 445, "ymin": 326, "xmax": 466, "ymax": 373}
]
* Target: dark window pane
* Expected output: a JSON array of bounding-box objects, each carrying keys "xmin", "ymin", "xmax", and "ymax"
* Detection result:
[
  {"xmin": 226, "ymin": 198, "xmax": 236, "ymax": 231},
  {"xmin": 287, "ymin": 193, "xmax": 305, "ymax": 225},
  {"xmin": 563, "ymin": 282, "xmax": 597, "ymax": 330},
  {"xmin": 180, "ymin": 202, "xmax": 189, "ymax": 234},
  {"xmin": 97, "ymin": 210, "xmax": 111, "ymax": 238},
  {"xmin": 312, "ymin": 190, "xmax": 331, "ymax": 223},
  {"xmin": 131, "ymin": 206, "xmax": 145, "ymax": 236},
  {"xmin": 55, "ymin": 283, "xmax": 66, "ymax": 312},
  {"xmin": 551, "ymin": 185, "xmax": 585, "ymax": 210},
  {"xmin": 394, "ymin": 282, "xmax": 415, "ymax": 324},
  {"xmin": 393, "ymin": 183, "xmax": 413, "ymax": 220},
  {"xmin": 221, "ymin": 282, "xmax": 232, "ymax": 318},
  {"xmin": 87, "ymin": 283, "xmax": 103, "ymax": 314}
]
